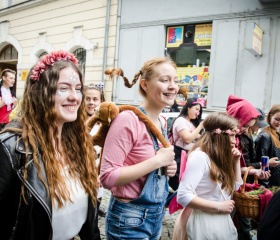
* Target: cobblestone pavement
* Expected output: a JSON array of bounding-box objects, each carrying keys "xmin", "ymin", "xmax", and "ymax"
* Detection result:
[{"xmin": 98, "ymin": 189, "xmax": 180, "ymax": 240}]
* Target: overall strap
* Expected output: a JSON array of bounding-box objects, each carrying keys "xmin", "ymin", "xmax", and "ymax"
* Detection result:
[
  {"xmin": 137, "ymin": 107, "xmax": 165, "ymax": 175},
  {"xmin": 137, "ymin": 107, "xmax": 161, "ymax": 151}
]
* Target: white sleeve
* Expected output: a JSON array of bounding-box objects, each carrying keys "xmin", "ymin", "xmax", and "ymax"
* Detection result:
[{"xmin": 177, "ymin": 150, "xmax": 209, "ymax": 207}]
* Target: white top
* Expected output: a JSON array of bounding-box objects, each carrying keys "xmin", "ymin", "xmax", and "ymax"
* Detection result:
[
  {"xmin": 52, "ymin": 167, "xmax": 88, "ymax": 240},
  {"xmin": 177, "ymin": 148, "xmax": 242, "ymax": 207},
  {"xmin": 1, "ymin": 86, "xmax": 13, "ymax": 111},
  {"xmin": 89, "ymin": 122, "xmax": 103, "ymax": 199},
  {"xmin": 173, "ymin": 117, "xmax": 196, "ymax": 150}
]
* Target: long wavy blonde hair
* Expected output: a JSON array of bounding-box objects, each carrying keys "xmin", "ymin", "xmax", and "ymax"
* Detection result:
[{"xmin": 10, "ymin": 60, "xmax": 98, "ymax": 207}]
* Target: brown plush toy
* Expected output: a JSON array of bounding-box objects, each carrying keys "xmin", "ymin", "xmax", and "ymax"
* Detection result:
[
  {"xmin": 87, "ymin": 101, "xmax": 170, "ymax": 149},
  {"xmin": 178, "ymin": 85, "xmax": 188, "ymax": 100}
]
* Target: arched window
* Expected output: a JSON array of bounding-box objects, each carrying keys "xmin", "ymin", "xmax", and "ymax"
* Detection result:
[
  {"xmin": 0, "ymin": 44, "xmax": 18, "ymax": 62},
  {"xmin": 38, "ymin": 51, "xmax": 48, "ymax": 59},
  {"xmin": 73, "ymin": 48, "xmax": 86, "ymax": 79},
  {"xmin": 0, "ymin": 44, "xmax": 18, "ymax": 93}
]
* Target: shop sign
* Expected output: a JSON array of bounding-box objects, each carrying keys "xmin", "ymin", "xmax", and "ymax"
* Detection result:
[
  {"xmin": 166, "ymin": 26, "xmax": 184, "ymax": 48},
  {"xmin": 252, "ymin": 23, "xmax": 263, "ymax": 56},
  {"xmin": 194, "ymin": 24, "xmax": 212, "ymax": 46}
]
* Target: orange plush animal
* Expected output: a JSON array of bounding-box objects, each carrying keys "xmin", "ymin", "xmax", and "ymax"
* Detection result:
[{"xmin": 87, "ymin": 101, "xmax": 170, "ymax": 148}]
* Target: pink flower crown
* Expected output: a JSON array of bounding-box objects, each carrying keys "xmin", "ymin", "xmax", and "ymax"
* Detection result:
[
  {"xmin": 212, "ymin": 128, "xmax": 240, "ymax": 135},
  {"xmin": 30, "ymin": 50, "xmax": 78, "ymax": 81}
]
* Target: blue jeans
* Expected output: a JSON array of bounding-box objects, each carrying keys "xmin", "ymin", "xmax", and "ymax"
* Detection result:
[{"xmin": 106, "ymin": 197, "xmax": 165, "ymax": 239}]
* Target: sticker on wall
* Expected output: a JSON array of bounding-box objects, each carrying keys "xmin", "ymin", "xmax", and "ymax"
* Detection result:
[{"xmin": 166, "ymin": 26, "xmax": 184, "ymax": 48}]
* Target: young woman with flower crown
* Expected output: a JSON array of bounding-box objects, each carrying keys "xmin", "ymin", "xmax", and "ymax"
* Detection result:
[
  {"xmin": 0, "ymin": 51, "xmax": 100, "ymax": 240},
  {"xmin": 174, "ymin": 112, "xmax": 243, "ymax": 240}
]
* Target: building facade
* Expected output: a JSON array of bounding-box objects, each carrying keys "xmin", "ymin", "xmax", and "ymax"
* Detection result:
[
  {"xmin": 115, "ymin": 0, "xmax": 280, "ymax": 112},
  {"xmin": 0, "ymin": 0, "xmax": 118, "ymax": 100}
]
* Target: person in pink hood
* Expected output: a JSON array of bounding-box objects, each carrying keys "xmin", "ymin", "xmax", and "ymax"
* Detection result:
[
  {"xmin": 226, "ymin": 94, "xmax": 270, "ymax": 178},
  {"xmin": 226, "ymin": 94, "xmax": 270, "ymax": 240}
]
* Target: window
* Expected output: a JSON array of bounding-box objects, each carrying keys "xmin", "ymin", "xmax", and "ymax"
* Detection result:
[
  {"xmin": 38, "ymin": 51, "xmax": 48, "ymax": 59},
  {"xmin": 73, "ymin": 48, "xmax": 86, "ymax": 78},
  {"xmin": 0, "ymin": 44, "xmax": 18, "ymax": 62},
  {"xmin": 166, "ymin": 23, "xmax": 212, "ymax": 107},
  {"xmin": 1, "ymin": 0, "xmax": 30, "ymax": 8}
]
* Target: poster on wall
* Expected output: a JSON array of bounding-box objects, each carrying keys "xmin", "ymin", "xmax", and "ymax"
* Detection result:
[
  {"xmin": 166, "ymin": 26, "xmax": 184, "ymax": 48},
  {"xmin": 176, "ymin": 66, "xmax": 209, "ymax": 107},
  {"xmin": 21, "ymin": 70, "xmax": 29, "ymax": 81},
  {"xmin": 194, "ymin": 24, "xmax": 212, "ymax": 46}
]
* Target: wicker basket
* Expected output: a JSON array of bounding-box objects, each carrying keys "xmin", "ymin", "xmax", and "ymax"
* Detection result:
[{"xmin": 233, "ymin": 166, "xmax": 260, "ymax": 220}]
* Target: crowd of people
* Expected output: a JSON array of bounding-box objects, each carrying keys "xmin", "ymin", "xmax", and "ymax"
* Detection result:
[{"xmin": 0, "ymin": 50, "xmax": 279, "ymax": 240}]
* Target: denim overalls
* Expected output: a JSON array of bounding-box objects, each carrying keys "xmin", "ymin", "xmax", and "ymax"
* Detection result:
[{"xmin": 105, "ymin": 108, "xmax": 169, "ymax": 240}]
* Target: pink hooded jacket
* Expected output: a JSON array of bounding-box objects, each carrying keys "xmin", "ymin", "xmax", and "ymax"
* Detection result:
[
  {"xmin": 226, "ymin": 95, "xmax": 260, "ymax": 127},
  {"xmin": 226, "ymin": 95, "xmax": 260, "ymax": 167}
]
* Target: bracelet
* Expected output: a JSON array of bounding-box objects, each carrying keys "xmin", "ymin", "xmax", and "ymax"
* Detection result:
[{"xmin": 216, "ymin": 202, "xmax": 220, "ymax": 213}]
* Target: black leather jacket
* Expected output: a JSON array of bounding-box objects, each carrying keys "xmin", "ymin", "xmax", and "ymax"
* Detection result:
[
  {"xmin": 240, "ymin": 134, "xmax": 261, "ymax": 184},
  {"xmin": 0, "ymin": 131, "xmax": 101, "ymax": 240},
  {"xmin": 255, "ymin": 131, "xmax": 280, "ymax": 186},
  {"xmin": 240, "ymin": 133, "xmax": 261, "ymax": 169}
]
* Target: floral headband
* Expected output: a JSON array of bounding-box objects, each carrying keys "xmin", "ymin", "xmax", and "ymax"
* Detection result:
[
  {"xmin": 93, "ymin": 82, "xmax": 104, "ymax": 92},
  {"xmin": 30, "ymin": 50, "xmax": 78, "ymax": 81},
  {"xmin": 211, "ymin": 128, "xmax": 240, "ymax": 135}
]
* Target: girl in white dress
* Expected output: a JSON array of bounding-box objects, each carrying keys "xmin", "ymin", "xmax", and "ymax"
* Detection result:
[{"xmin": 175, "ymin": 112, "xmax": 243, "ymax": 240}]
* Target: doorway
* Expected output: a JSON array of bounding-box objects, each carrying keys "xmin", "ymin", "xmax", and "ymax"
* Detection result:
[{"xmin": 0, "ymin": 44, "xmax": 18, "ymax": 93}]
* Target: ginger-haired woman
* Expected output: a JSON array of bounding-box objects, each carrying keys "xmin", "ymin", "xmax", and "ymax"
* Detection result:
[
  {"xmin": 0, "ymin": 51, "xmax": 100, "ymax": 240},
  {"xmin": 100, "ymin": 57, "xmax": 177, "ymax": 239},
  {"xmin": 175, "ymin": 112, "xmax": 243, "ymax": 239},
  {"xmin": 255, "ymin": 104, "xmax": 280, "ymax": 187}
]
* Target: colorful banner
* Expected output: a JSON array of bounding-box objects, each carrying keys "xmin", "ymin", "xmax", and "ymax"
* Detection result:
[
  {"xmin": 194, "ymin": 24, "xmax": 212, "ymax": 46},
  {"xmin": 166, "ymin": 26, "xmax": 184, "ymax": 48}
]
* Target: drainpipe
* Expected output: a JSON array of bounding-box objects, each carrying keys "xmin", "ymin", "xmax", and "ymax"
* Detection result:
[
  {"xmin": 102, "ymin": 0, "xmax": 111, "ymax": 83},
  {"xmin": 112, "ymin": 0, "xmax": 121, "ymax": 102}
]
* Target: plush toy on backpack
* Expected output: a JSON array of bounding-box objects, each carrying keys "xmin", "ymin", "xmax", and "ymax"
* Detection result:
[{"xmin": 87, "ymin": 101, "xmax": 170, "ymax": 148}]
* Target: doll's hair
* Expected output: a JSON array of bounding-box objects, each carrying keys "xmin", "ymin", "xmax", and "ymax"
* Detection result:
[{"xmin": 105, "ymin": 57, "xmax": 177, "ymax": 97}]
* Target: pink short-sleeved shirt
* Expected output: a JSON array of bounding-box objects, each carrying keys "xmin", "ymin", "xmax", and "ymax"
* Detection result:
[
  {"xmin": 100, "ymin": 110, "xmax": 158, "ymax": 199},
  {"xmin": 173, "ymin": 117, "xmax": 196, "ymax": 150}
]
